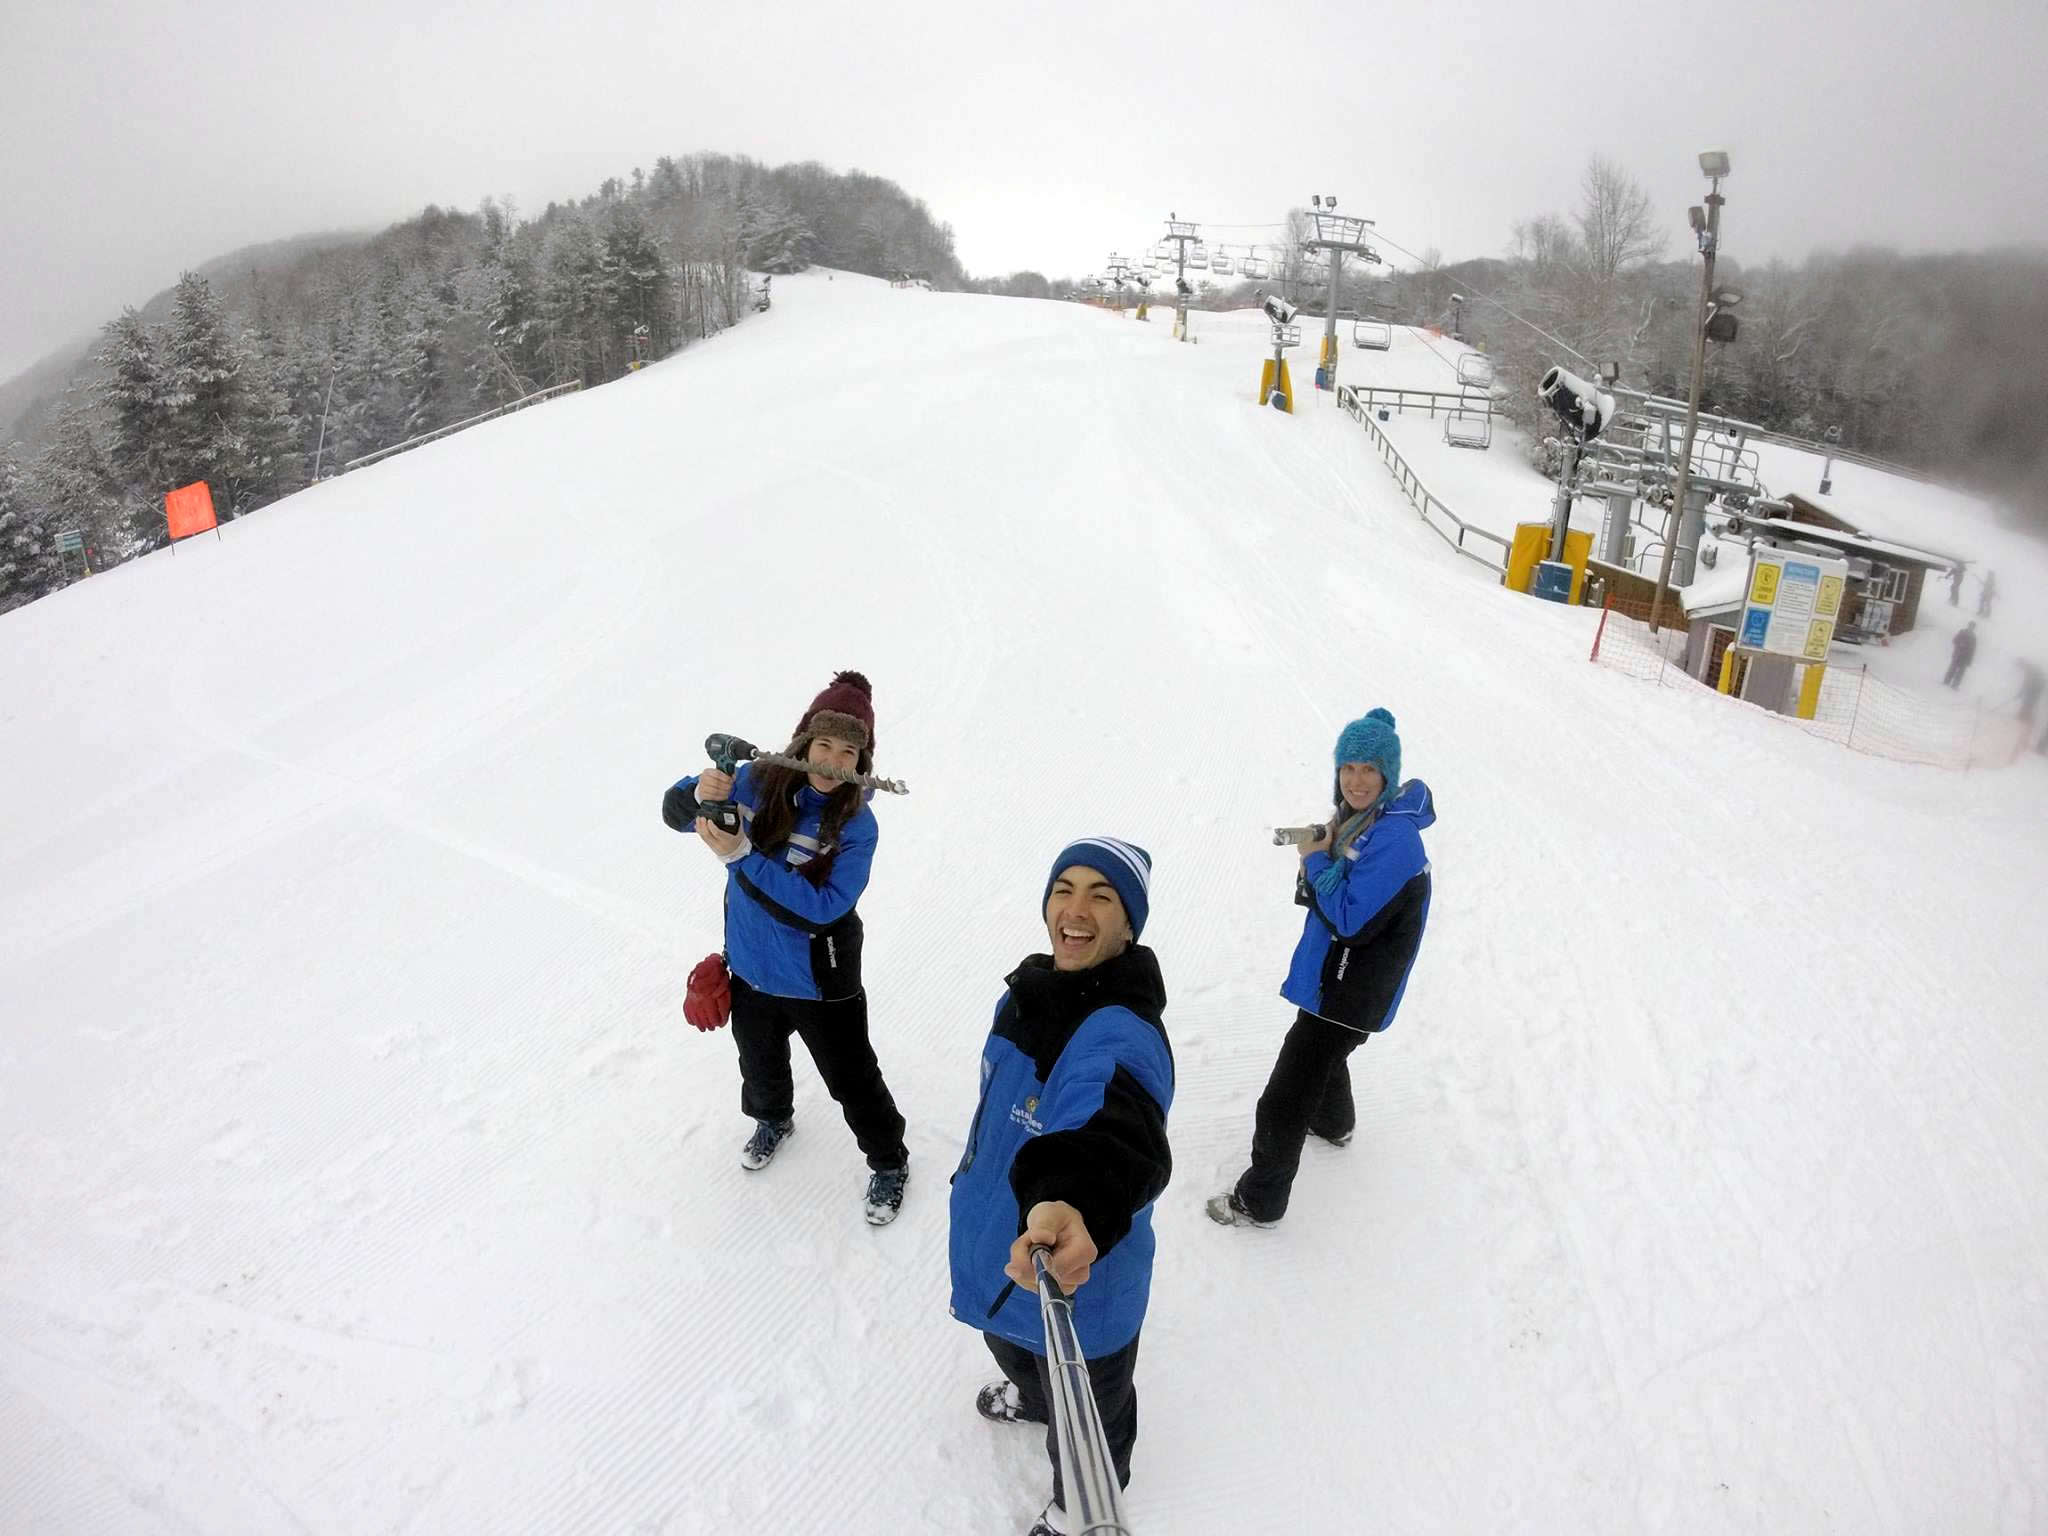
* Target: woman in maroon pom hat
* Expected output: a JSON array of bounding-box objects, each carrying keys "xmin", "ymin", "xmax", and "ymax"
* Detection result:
[{"xmin": 663, "ymin": 671, "xmax": 911, "ymax": 1225}]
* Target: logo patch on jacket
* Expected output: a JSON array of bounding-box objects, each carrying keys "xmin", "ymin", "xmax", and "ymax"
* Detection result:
[{"xmin": 1008, "ymin": 1095, "xmax": 1044, "ymax": 1134}]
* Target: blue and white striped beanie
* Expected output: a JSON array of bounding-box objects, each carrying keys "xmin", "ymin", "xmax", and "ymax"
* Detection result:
[
  {"xmin": 1333, "ymin": 708, "xmax": 1401, "ymax": 808},
  {"xmin": 1042, "ymin": 837, "xmax": 1153, "ymax": 940}
]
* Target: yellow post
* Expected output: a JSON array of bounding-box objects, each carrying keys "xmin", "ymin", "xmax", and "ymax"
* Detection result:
[
  {"xmin": 1797, "ymin": 662, "xmax": 1827, "ymax": 720},
  {"xmin": 1256, "ymin": 360, "xmax": 1293, "ymax": 413},
  {"xmin": 1717, "ymin": 649, "xmax": 1739, "ymax": 695},
  {"xmin": 1506, "ymin": 523, "xmax": 1551, "ymax": 593}
]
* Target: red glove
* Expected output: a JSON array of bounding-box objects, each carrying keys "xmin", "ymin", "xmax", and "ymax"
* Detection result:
[{"xmin": 685, "ymin": 953, "xmax": 732, "ymax": 1032}]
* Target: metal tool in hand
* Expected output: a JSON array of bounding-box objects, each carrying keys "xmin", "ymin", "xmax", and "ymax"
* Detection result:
[
  {"xmin": 1272, "ymin": 824, "xmax": 1331, "ymax": 847},
  {"xmin": 698, "ymin": 733, "xmax": 911, "ymax": 834},
  {"xmin": 1031, "ymin": 1246, "xmax": 1135, "ymax": 1536}
]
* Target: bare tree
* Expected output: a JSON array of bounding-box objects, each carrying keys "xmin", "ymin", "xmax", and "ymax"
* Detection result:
[
  {"xmin": 1511, "ymin": 214, "xmax": 1577, "ymax": 277},
  {"xmin": 1576, "ymin": 156, "xmax": 1663, "ymax": 286}
]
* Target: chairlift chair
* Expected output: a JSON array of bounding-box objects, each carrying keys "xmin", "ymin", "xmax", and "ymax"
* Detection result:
[
  {"xmin": 1455, "ymin": 354, "xmax": 1494, "ymax": 389},
  {"xmin": 1240, "ymin": 254, "xmax": 1269, "ymax": 279},
  {"xmin": 1353, "ymin": 319, "xmax": 1392, "ymax": 350},
  {"xmin": 1443, "ymin": 410, "xmax": 1492, "ymax": 450},
  {"xmin": 1210, "ymin": 249, "xmax": 1234, "ymax": 275}
]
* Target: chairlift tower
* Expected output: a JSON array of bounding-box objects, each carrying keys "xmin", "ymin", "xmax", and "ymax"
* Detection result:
[
  {"xmin": 1160, "ymin": 216, "xmax": 1202, "ymax": 340},
  {"xmin": 1105, "ymin": 253, "xmax": 1135, "ymax": 313},
  {"xmin": 1302, "ymin": 195, "xmax": 1382, "ymax": 393}
]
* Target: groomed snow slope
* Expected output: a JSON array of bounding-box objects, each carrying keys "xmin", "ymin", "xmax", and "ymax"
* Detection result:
[{"xmin": 3, "ymin": 270, "xmax": 2045, "ymax": 1535}]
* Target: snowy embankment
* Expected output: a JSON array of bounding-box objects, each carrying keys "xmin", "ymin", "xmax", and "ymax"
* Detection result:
[{"xmin": 3, "ymin": 269, "xmax": 2044, "ymax": 1534}]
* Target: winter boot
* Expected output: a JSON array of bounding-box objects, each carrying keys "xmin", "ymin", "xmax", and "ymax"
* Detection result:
[
  {"xmin": 862, "ymin": 1163, "xmax": 909, "ymax": 1226},
  {"xmin": 1307, "ymin": 1124, "xmax": 1354, "ymax": 1148},
  {"xmin": 976, "ymin": 1379, "xmax": 1046, "ymax": 1426},
  {"xmin": 738, "ymin": 1118, "xmax": 793, "ymax": 1171},
  {"xmin": 1206, "ymin": 1189, "xmax": 1278, "ymax": 1228},
  {"xmin": 1024, "ymin": 1500, "xmax": 1071, "ymax": 1535}
]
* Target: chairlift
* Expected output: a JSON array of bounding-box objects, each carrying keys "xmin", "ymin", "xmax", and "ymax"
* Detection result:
[
  {"xmin": 1443, "ymin": 410, "xmax": 1492, "ymax": 450},
  {"xmin": 1188, "ymin": 243, "xmax": 1209, "ymax": 270},
  {"xmin": 1210, "ymin": 248, "xmax": 1235, "ymax": 276},
  {"xmin": 1455, "ymin": 354, "xmax": 1495, "ymax": 389},
  {"xmin": 1240, "ymin": 253, "xmax": 1269, "ymax": 279},
  {"xmin": 1153, "ymin": 241, "xmax": 1173, "ymax": 262},
  {"xmin": 1353, "ymin": 319, "xmax": 1393, "ymax": 350}
]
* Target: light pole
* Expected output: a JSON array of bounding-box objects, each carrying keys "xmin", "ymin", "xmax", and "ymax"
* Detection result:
[
  {"xmin": 1820, "ymin": 424, "xmax": 1842, "ymax": 496},
  {"xmin": 311, "ymin": 362, "xmax": 339, "ymax": 481},
  {"xmin": 1650, "ymin": 150, "xmax": 1730, "ymax": 634}
]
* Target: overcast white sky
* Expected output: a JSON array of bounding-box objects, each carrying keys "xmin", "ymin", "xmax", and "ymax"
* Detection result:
[{"xmin": 5, "ymin": 0, "xmax": 2047, "ymax": 381}]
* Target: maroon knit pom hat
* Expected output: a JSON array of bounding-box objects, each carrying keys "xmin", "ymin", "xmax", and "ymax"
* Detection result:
[{"xmin": 793, "ymin": 670, "xmax": 875, "ymax": 754}]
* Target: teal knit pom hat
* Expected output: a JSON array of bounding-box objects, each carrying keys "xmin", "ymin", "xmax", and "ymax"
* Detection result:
[{"xmin": 1332, "ymin": 708, "xmax": 1401, "ymax": 807}]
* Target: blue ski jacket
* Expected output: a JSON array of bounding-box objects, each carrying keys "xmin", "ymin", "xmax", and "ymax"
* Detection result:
[
  {"xmin": 948, "ymin": 946, "xmax": 1174, "ymax": 1358},
  {"xmin": 663, "ymin": 762, "xmax": 877, "ymax": 1000},
  {"xmin": 1282, "ymin": 780, "xmax": 1435, "ymax": 1033}
]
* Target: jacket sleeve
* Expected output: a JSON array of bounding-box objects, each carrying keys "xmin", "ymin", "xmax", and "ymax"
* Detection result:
[
  {"xmin": 729, "ymin": 811, "xmax": 876, "ymax": 929},
  {"xmin": 1009, "ymin": 1044, "xmax": 1172, "ymax": 1260},
  {"xmin": 662, "ymin": 773, "xmax": 703, "ymax": 831},
  {"xmin": 1300, "ymin": 819, "xmax": 1426, "ymax": 940}
]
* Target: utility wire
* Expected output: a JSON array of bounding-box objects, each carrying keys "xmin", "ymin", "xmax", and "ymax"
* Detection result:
[
  {"xmin": 1128, "ymin": 215, "xmax": 1598, "ymax": 369},
  {"xmin": 1367, "ymin": 226, "xmax": 1594, "ymax": 368}
]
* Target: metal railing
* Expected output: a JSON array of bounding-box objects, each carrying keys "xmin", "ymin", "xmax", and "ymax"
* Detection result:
[
  {"xmin": 343, "ymin": 381, "xmax": 582, "ymax": 473},
  {"xmin": 1341, "ymin": 384, "xmax": 1499, "ymax": 422},
  {"xmin": 1338, "ymin": 386, "xmax": 1510, "ymax": 574}
]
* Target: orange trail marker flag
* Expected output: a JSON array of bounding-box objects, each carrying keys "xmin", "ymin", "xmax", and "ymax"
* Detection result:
[{"xmin": 165, "ymin": 481, "xmax": 218, "ymax": 540}]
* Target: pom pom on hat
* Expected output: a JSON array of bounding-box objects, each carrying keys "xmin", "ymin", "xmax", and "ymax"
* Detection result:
[{"xmin": 794, "ymin": 670, "xmax": 875, "ymax": 754}]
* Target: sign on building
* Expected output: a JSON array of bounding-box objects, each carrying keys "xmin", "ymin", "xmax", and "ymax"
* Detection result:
[{"xmin": 1737, "ymin": 547, "xmax": 1848, "ymax": 661}]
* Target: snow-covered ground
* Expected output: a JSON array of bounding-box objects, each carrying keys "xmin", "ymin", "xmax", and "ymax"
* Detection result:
[{"xmin": 4, "ymin": 269, "xmax": 2045, "ymax": 1534}]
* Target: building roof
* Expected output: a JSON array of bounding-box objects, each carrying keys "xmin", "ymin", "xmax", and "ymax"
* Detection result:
[
  {"xmin": 1774, "ymin": 494, "xmax": 1968, "ymax": 569},
  {"xmin": 1682, "ymin": 563, "xmax": 1751, "ymax": 617},
  {"xmin": 1735, "ymin": 517, "xmax": 1960, "ymax": 571}
]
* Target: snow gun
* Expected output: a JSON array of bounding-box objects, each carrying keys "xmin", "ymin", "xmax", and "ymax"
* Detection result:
[
  {"xmin": 1030, "ymin": 1246, "xmax": 1135, "ymax": 1536},
  {"xmin": 697, "ymin": 733, "xmax": 910, "ymax": 834},
  {"xmin": 1272, "ymin": 824, "xmax": 1329, "ymax": 847}
]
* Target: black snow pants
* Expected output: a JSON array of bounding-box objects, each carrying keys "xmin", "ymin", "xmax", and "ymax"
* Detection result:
[
  {"xmin": 730, "ymin": 974, "xmax": 907, "ymax": 1170},
  {"xmin": 984, "ymin": 1329, "xmax": 1142, "ymax": 1516},
  {"xmin": 1234, "ymin": 1009, "xmax": 1369, "ymax": 1223}
]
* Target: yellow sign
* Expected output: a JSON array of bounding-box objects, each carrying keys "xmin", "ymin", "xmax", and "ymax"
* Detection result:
[
  {"xmin": 1816, "ymin": 574, "xmax": 1844, "ymax": 619},
  {"xmin": 1750, "ymin": 562, "xmax": 1781, "ymax": 605},
  {"xmin": 1805, "ymin": 620, "xmax": 1833, "ymax": 660}
]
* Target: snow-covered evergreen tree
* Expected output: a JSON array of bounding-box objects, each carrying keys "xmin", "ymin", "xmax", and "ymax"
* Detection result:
[
  {"xmin": 229, "ymin": 328, "xmax": 307, "ymax": 509},
  {"xmin": 161, "ymin": 272, "xmax": 246, "ymax": 507},
  {"xmin": 0, "ymin": 442, "xmax": 62, "ymax": 614},
  {"xmin": 32, "ymin": 397, "xmax": 131, "ymax": 560},
  {"xmin": 95, "ymin": 308, "xmax": 171, "ymax": 499}
]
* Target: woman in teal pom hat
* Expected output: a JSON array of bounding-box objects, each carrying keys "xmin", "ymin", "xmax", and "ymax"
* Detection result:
[{"xmin": 1208, "ymin": 708, "xmax": 1437, "ymax": 1228}]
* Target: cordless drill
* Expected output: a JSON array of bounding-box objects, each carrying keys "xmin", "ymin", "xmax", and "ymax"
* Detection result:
[{"xmin": 698, "ymin": 734, "xmax": 759, "ymax": 833}]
